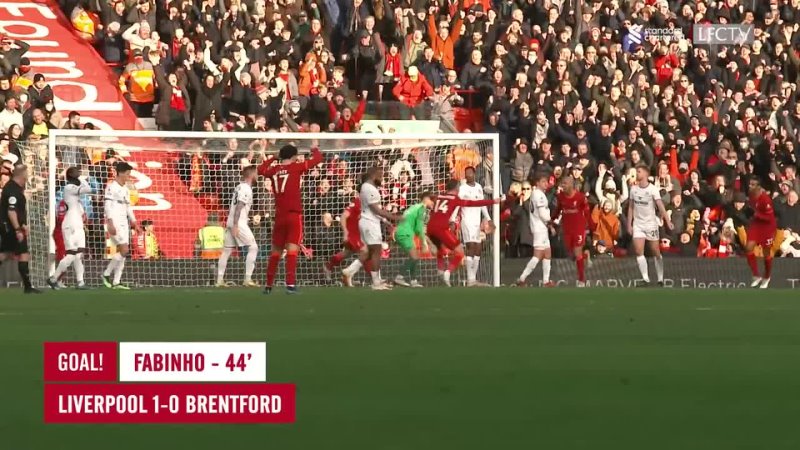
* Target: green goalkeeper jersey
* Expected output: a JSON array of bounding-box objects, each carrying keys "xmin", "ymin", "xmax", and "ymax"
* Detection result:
[{"xmin": 396, "ymin": 203, "xmax": 428, "ymax": 238}]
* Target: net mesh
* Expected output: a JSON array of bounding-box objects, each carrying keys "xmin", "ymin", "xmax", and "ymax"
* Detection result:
[{"xmin": 23, "ymin": 133, "xmax": 497, "ymax": 288}]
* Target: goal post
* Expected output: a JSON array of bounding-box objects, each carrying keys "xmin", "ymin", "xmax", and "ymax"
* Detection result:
[{"xmin": 25, "ymin": 130, "xmax": 500, "ymax": 288}]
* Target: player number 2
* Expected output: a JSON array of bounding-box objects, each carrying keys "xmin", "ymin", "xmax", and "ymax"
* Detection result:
[
  {"xmin": 272, "ymin": 174, "xmax": 289, "ymax": 193},
  {"xmin": 434, "ymin": 199, "xmax": 449, "ymax": 213}
]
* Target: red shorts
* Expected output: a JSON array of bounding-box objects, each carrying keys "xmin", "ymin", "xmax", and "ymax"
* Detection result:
[
  {"xmin": 272, "ymin": 213, "xmax": 303, "ymax": 248},
  {"xmin": 563, "ymin": 231, "xmax": 586, "ymax": 250},
  {"xmin": 429, "ymin": 228, "xmax": 460, "ymax": 251},
  {"xmin": 747, "ymin": 225, "xmax": 777, "ymax": 249},
  {"xmin": 343, "ymin": 236, "xmax": 364, "ymax": 252}
]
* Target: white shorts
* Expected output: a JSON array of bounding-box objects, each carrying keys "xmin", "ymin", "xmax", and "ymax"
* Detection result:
[
  {"xmin": 359, "ymin": 219, "xmax": 383, "ymax": 246},
  {"xmin": 224, "ymin": 225, "xmax": 257, "ymax": 248},
  {"xmin": 62, "ymin": 223, "xmax": 86, "ymax": 251},
  {"xmin": 109, "ymin": 222, "xmax": 129, "ymax": 246},
  {"xmin": 460, "ymin": 221, "xmax": 482, "ymax": 244},
  {"xmin": 633, "ymin": 224, "xmax": 659, "ymax": 241},
  {"xmin": 532, "ymin": 226, "xmax": 551, "ymax": 250}
]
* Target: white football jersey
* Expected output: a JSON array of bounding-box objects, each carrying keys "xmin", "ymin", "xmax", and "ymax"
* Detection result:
[
  {"xmin": 226, "ymin": 182, "xmax": 253, "ymax": 227},
  {"xmin": 104, "ymin": 181, "xmax": 133, "ymax": 224},
  {"xmin": 529, "ymin": 188, "xmax": 550, "ymax": 231},
  {"xmin": 458, "ymin": 181, "xmax": 489, "ymax": 226},
  {"xmin": 629, "ymin": 183, "xmax": 661, "ymax": 229},
  {"xmin": 359, "ymin": 182, "xmax": 382, "ymax": 224},
  {"xmin": 63, "ymin": 181, "xmax": 91, "ymax": 225}
]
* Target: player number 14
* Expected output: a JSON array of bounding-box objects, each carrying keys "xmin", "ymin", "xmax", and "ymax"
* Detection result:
[{"xmin": 226, "ymin": 353, "xmax": 251, "ymax": 371}]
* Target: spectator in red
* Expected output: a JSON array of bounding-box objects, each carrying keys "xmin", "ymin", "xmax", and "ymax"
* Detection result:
[
  {"xmin": 328, "ymin": 93, "xmax": 366, "ymax": 132},
  {"xmin": 392, "ymin": 66, "xmax": 433, "ymax": 119}
]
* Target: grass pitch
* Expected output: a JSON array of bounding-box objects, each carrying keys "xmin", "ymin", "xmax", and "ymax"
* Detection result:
[{"xmin": 2, "ymin": 287, "xmax": 800, "ymax": 449}]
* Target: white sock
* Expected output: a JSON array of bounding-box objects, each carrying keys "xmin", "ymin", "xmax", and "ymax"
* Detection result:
[
  {"xmin": 636, "ymin": 255, "xmax": 649, "ymax": 282},
  {"xmin": 344, "ymin": 259, "xmax": 362, "ymax": 276},
  {"xmin": 520, "ymin": 257, "xmax": 540, "ymax": 282},
  {"xmin": 103, "ymin": 255, "xmax": 119, "ymax": 277},
  {"xmin": 217, "ymin": 247, "xmax": 233, "ymax": 283},
  {"xmin": 542, "ymin": 258, "xmax": 551, "ymax": 283},
  {"xmin": 244, "ymin": 245, "xmax": 258, "ymax": 282},
  {"xmin": 370, "ymin": 271, "xmax": 381, "ymax": 286},
  {"xmin": 74, "ymin": 254, "xmax": 85, "ymax": 284},
  {"xmin": 465, "ymin": 256, "xmax": 475, "ymax": 282},
  {"xmin": 53, "ymin": 254, "xmax": 75, "ymax": 279},
  {"xmin": 473, "ymin": 256, "xmax": 480, "ymax": 281},
  {"xmin": 654, "ymin": 255, "xmax": 664, "ymax": 282},
  {"xmin": 443, "ymin": 270, "xmax": 451, "ymax": 284},
  {"xmin": 113, "ymin": 255, "xmax": 126, "ymax": 285}
]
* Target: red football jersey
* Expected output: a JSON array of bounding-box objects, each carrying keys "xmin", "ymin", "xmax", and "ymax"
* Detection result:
[
  {"xmin": 344, "ymin": 196, "xmax": 361, "ymax": 237},
  {"xmin": 553, "ymin": 191, "xmax": 592, "ymax": 234},
  {"xmin": 427, "ymin": 192, "xmax": 495, "ymax": 232},
  {"xmin": 258, "ymin": 147, "xmax": 323, "ymax": 215},
  {"xmin": 749, "ymin": 192, "xmax": 776, "ymax": 228}
]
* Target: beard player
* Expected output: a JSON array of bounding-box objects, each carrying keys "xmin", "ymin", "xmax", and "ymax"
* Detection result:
[
  {"xmin": 458, "ymin": 166, "xmax": 494, "ymax": 287},
  {"xmin": 745, "ymin": 179, "xmax": 777, "ymax": 288},
  {"xmin": 48, "ymin": 167, "xmax": 92, "ymax": 290},
  {"xmin": 428, "ymin": 179, "xmax": 501, "ymax": 287},
  {"xmin": 217, "ymin": 165, "xmax": 259, "ymax": 287},
  {"xmin": 552, "ymin": 174, "xmax": 594, "ymax": 287},
  {"xmin": 359, "ymin": 166, "xmax": 402, "ymax": 290},
  {"xmin": 516, "ymin": 173, "xmax": 554, "ymax": 287},
  {"xmin": 258, "ymin": 143, "xmax": 323, "ymax": 295},
  {"xmin": 626, "ymin": 164, "xmax": 673, "ymax": 286},
  {"xmin": 102, "ymin": 162, "xmax": 140, "ymax": 290}
]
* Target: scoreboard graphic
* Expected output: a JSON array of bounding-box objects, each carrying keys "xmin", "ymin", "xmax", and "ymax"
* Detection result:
[{"xmin": 42, "ymin": 342, "xmax": 295, "ymax": 424}]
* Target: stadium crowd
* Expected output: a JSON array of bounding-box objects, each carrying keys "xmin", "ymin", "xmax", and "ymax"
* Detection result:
[{"xmin": 1, "ymin": 0, "xmax": 800, "ymax": 264}]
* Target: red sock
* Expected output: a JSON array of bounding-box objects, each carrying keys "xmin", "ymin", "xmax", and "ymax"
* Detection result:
[
  {"xmin": 286, "ymin": 250, "xmax": 298, "ymax": 287},
  {"xmin": 576, "ymin": 256, "xmax": 585, "ymax": 282},
  {"xmin": 266, "ymin": 252, "xmax": 281, "ymax": 286},
  {"xmin": 327, "ymin": 252, "xmax": 346, "ymax": 270},
  {"xmin": 746, "ymin": 252, "xmax": 759, "ymax": 277},
  {"xmin": 448, "ymin": 252, "xmax": 464, "ymax": 272},
  {"xmin": 764, "ymin": 256, "xmax": 773, "ymax": 279},
  {"xmin": 363, "ymin": 258, "xmax": 372, "ymax": 273},
  {"xmin": 437, "ymin": 252, "xmax": 446, "ymax": 271}
]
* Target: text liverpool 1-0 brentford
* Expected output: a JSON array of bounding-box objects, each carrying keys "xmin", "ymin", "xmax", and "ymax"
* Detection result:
[{"xmin": 57, "ymin": 394, "xmax": 283, "ymax": 414}]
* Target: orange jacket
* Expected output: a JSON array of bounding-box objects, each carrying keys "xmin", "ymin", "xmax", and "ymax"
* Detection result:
[
  {"xmin": 427, "ymin": 15, "xmax": 462, "ymax": 70},
  {"xmin": 119, "ymin": 61, "xmax": 155, "ymax": 103},
  {"xmin": 298, "ymin": 61, "xmax": 327, "ymax": 97},
  {"xmin": 447, "ymin": 146, "xmax": 482, "ymax": 180}
]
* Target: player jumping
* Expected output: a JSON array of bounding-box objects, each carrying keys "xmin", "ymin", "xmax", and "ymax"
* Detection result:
[
  {"xmin": 459, "ymin": 167, "xmax": 494, "ymax": 287},
  {"xmin": 359, "ymin": 166, "xmax": 402, "ymax": 290},
  {"xmin": 102, "ymin": 162, "xmax": 140, "ymax": 290},
  {"xmin": 258, "ymin": 143, "xmax": 323, "ymax": 295},
  {"xmin": 626, "ymin": 164, "xmax": 673, "ymax": 286},
  {"xmin": 745, "ymin": 179, "xmax": 777, "ymax": 288},
  {"xmin": 217, "ymin": 165, "xmax": 259, "ymax": 287},
  {"xmin": 516, "ymin": 173, "xmax": 555, "ymax": 287},
  {"xmin": 328, "ymin": 193, "xmax": 371, "ymax": 287},
  {"xmin": 552, "ymin": 174, "xmax": 594, "ymax": 287},
  {"xmin": 48, "ymin": 167, "xmax": 92, "ymax": 290},
  {"xmin": 394, "ymin": 191, "xmax": 434, "ymax": 288},
  {"xmin": 427, "ymin": 179, "xmax": 501, "ymax": 287}
]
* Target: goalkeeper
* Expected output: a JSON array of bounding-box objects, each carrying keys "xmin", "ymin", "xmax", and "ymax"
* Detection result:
[{"xmin": 393, "ymin": 191, "xmax": 434, "ymax": 288}]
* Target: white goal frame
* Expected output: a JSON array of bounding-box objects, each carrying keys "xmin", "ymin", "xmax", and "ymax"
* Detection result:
[{"xmin": 46, "ymin": 130, "xmax": 502, "ymax": 287}]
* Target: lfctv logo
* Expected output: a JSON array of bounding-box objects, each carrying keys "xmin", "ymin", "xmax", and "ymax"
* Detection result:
[{"xmin": 693, "ymin": 24, "xmax": 754, "ymax": 45}]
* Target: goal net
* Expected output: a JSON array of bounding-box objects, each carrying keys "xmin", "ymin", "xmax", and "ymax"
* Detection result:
[{"xmin": 22, "ymin": 130, "xmax": 499, "ymax": 289}]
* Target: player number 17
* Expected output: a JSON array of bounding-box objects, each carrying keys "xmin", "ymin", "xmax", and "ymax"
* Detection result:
[{"xmin": 272, "ymin": 174, "xmax": 289, "ymax": 193}]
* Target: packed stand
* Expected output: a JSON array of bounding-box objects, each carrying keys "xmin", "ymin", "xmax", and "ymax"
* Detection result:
[{"xmin": 0, "ymin": 0, "xmax": 798, "ymax": 261}]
